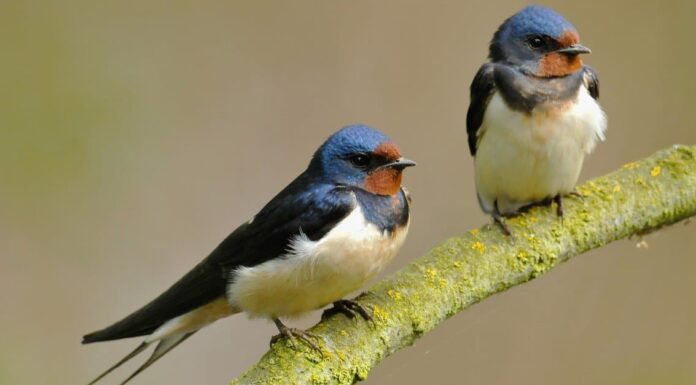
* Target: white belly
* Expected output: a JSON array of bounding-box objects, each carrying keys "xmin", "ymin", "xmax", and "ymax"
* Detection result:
[
  {"xmin": 227, "ymin": 204, "xmax": 409, "ymax": 319},
  {"xmin": 474, "ymin": 87, "xmax": 606, "ymax": 214}
]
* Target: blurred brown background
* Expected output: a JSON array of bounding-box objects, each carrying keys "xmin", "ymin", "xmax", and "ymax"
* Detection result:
[{"xmin": 2, "ymin": 1, "xmax": 695, "ymax": 384}]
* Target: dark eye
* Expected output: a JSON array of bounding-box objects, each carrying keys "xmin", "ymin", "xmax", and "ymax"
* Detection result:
[
  {"xmin": 528, "ymin": 36, "xmax": 545, "ymax": 49},
  {"xmin": 348, "ymin": 154, "xmax": 370, "ymax": 168}
]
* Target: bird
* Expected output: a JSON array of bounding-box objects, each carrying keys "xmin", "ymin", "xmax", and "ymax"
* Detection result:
[
  {"xmin": 82, "ymin": 124, "xmax": 415, "ymax": 385},
  {"xmin": 466, "ymin": 5, "xmax": 607, "ymax": 234}
]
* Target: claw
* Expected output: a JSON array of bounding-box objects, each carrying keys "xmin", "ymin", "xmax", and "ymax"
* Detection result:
[
  {"xmin": 493, "ymin": 200, "xmax": 512, "ymax": 236},
  {"xmin": 568, "ymin": 190, "xmax": 583, "ymax": 198},
  {"xmin": 493, "ymin": 215, "xmax": 511, "ymax": 235},
  {"xmin": 271, "ymin": 318, "xmax": 323, "ymax": 357},
  {"xmin": 323, "ymin": 299, "xmax": 372, "ymax": 321}
]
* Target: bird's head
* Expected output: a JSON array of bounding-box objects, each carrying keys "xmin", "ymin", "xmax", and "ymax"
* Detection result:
[
  {"xmin": 489, "ymin": 5, "xmax": 591, "ymax": 78},
  {"xmin": 310, "ymin": 124, "xmax": 415, "ymax": 196}
]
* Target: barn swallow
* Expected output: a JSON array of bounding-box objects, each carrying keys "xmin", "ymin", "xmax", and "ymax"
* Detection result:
[
  {"xmin": 83, "ymin": 124, "xmax": 415, "ymax": 384},
  {"xmin": 466, "ymin": 5, "xmax": 607, "ymax": 234}
]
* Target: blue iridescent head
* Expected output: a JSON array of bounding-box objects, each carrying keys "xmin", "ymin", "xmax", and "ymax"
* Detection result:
[
  {"xmin": 309, "ymin": 124, "xmax": 415, "ymax": 196},
  {"xmin": 489, "ymin": 5, "xmax": 591, "ymax": 77}
]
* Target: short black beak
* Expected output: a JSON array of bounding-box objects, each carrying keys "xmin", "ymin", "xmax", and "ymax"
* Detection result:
[
  {"xmin": 556, "ymin": 43, "xmax": 591, "ymax": 55},
  {"xmin": 382, "ymin": 157, "xmax": 417, "ymax": 170}
]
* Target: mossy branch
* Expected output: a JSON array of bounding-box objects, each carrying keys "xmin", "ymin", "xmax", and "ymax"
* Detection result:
[{"xmin": 231, "ymin": 145, "xmax": 696, "ymax": 385}]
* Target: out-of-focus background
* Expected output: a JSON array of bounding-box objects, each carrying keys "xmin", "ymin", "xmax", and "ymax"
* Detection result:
[{"xmin": 2, "ymin": 1, "xmax": 695, "ymax": 384}]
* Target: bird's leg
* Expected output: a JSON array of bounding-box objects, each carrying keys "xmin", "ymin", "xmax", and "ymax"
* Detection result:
[
  {"xmin": 492, "ymin": 200, "xmax": 512, "ymax": 236},
  {"xmin": 553, "ymin": 194, "xmax": 564, "ymax": 218},
  {"xmin": 322, "ymin": 299, "xmax": 372, "ymax": 321},
  {"xmin": 556, "ymin": 190, "xmax": 583, "ymax": 219},
  {"xmin": 270, "ymin": 318, "xmax": 323, "ymax": 356}
]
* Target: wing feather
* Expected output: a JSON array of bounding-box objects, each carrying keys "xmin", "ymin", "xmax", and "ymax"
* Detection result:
[
  {"xmin": 583, "ymin": 65, "xmax": 600, "ymax": 100},
  {"xmin": 82, "ymin": 173, "xmax": 354, "ymax": 343},
  {"xmin": 466, "ymin": 63, "xmax": 497, "ymax": 156}
]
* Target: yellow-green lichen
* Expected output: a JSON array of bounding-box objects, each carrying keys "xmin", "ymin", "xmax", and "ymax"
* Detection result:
[
  {"xmin": 471, "ymin": 241, "xmax": 486, "ymax": 253},
  {"xmin": 387, "ymin": 289, "xmax": 403, "ymax": 302},
  {"xmin": 354, "ymin": 365, "xmax": 369, "ymax": 381},
  {"xmin": 319, "ymin": 347, "xmax": 333, "ymax": 359},
  {"xmin": 371, "ymin": 304, "xmax": 389, "ymax": 322},
  {"xmin": 424, "ymin": 267, "xmax": 438, "ymax": 283}
]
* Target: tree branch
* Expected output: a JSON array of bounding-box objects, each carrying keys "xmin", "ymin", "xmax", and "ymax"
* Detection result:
[{"xmin": 231, "ymin": 145, "xmax": 696, "ymax": 385}]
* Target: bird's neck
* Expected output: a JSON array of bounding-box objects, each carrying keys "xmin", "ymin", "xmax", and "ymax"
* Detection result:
[
  {"xmin": 494, "ymin": 63, "xmax": 585, "ymax": 113},
  {"xmin": 353, "ymin": 188, "xmax": 410, "ymax": 234}
]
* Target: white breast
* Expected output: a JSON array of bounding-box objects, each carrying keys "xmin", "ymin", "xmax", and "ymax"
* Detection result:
[
  {"xmin": 474, "ymin": 86, "xmax": 606, "ymax": 214},
  {"xmin": 227, "ymin": 203, "xmax": 409, "ymax": 319}
]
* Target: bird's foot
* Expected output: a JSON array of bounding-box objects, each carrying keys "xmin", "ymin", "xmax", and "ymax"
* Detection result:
[
  {"xmin": 271, "ymin": 318, "xmax": 323, "ymax": 356},
  {"xmin": 493, "ymin": 200, "xmax": 512, "ymax": 236},
  {"xmin": 493, "ymin": 215, "xmax": 512, "ymax": 236},
  {"xmin": 322, "ymin": 299, "xmax": 372, "ymax": 321},
  {"xmin": 568, "ymin": 190, "xmax": 584, "ymax": 199},
  {"xmin": 557, "ymin": 190, "xmax": 584, "ymax": 219}
]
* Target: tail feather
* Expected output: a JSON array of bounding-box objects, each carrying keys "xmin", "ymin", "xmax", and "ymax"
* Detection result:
[
  {"xmin": 86, "ymin": 333, "xmax": 195, "ymax": 385},
  {"xmin": 85, "ymin": 298, "xmax": 236, "ymax": 384},
  {"xmin": 119, "ymin": 333, "xmax": 195, "ymax": 385},
  {"xmin": 87, "ymin": 342, "xmax": 149, "ymax": 385}
]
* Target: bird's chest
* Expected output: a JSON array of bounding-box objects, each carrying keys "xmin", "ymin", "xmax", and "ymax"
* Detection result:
[
  {"xmin": 227, "ymin": 205, "xmax": 409, "ymax": 318},
  {"xmin": 482, "ymin": 88, "xmax": 604, "ymax": 156},
  {"xmin": 475, "ymin": 88, "xmax": 606, "ymax": 212}
]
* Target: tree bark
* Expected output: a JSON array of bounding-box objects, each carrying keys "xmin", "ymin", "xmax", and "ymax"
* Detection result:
[{"xmin": 231, "ymin": 145, "xmax": 696, "ymax": 385}]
